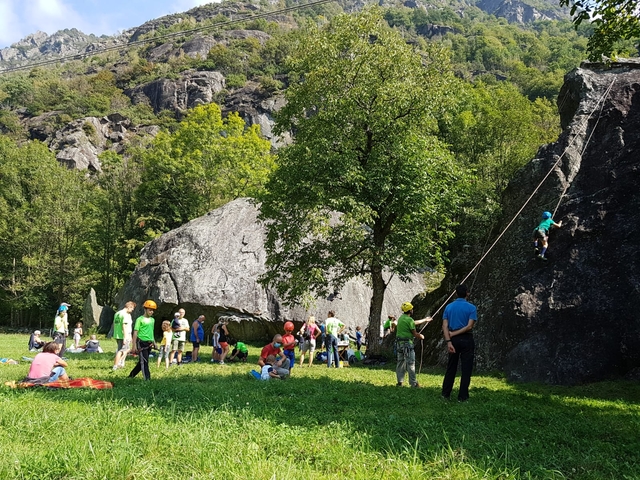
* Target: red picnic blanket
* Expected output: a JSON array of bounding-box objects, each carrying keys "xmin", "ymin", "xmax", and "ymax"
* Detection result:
[{"xmin": 5, "ymin": 378, "xmax": 113, "ymax": 389}]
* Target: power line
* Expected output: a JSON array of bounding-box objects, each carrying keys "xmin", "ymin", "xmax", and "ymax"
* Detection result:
[{"xmin": 0, "ymin": 0, "xmax": 336, "ymax": 75}]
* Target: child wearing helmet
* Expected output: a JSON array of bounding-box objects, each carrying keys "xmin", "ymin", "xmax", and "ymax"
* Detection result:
[
  {"xmin": 282, "ymin": 320, "xmax": 297, "ymax": 370},
  {"xmin": 533, "ymin": 211, "xmax": 562, "ymax": 260},
  {"xmin": 129, "ymin": 300, "xmax": 157, "ymax": 380},
  {"xmin": 395, "ymin": 302, "xmax": 431, "ymax": 388}
]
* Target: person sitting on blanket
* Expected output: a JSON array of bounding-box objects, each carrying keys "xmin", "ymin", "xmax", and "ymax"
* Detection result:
[
  {"xmin": 83, "ymin": 335, "xmax": 103, "ymax": 353},
  {"xmin": 28, "ymin": 330, "xmax": 45, "ymax": 352},
  {"xmin": 26, "ymin": 342, "xmax": 69, "ymax": 383}
]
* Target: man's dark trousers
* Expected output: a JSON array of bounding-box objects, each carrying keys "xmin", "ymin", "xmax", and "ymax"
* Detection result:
[{"xmin": 442, "ymin": 332, "xmax": 475, "ymax": 401}]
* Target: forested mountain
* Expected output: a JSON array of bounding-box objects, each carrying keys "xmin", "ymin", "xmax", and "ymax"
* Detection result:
[{"xmin": 0, "ymin": 0, "xmax": 616, "ymax": 327}]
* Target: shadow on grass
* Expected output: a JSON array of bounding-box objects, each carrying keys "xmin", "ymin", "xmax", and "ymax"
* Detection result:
[{"xmin": 9, "ymin": 356, "xmax": 640, "ymax": 479}]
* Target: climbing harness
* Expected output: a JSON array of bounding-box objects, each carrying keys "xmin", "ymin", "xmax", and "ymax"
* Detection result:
[{"xmin": 416, "ymin": 78, "xmax": 617, "ymax": 374}]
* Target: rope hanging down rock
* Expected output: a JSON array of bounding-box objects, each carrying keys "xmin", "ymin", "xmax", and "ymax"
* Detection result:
[{"xmin": 416, "ymin": 77, "xmax": 616, "ymax": 374}]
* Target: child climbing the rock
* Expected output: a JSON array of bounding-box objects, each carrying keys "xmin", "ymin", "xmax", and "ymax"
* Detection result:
[{"xmin": 533, "ymin": 211, "xmax": 562, "ymax": 260}]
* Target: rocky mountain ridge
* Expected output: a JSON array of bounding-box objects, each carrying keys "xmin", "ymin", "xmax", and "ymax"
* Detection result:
[{"xmin": 0, "ymin": 0, "xmax": 566, "ymax": 71}]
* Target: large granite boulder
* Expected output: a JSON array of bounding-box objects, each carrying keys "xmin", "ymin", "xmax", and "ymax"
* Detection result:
[
  {"xmin": 118, "ymin": 198, "xmax": 426, "ymax": 342},
  {"xmin": 83, "ymin": 288, "xmax": 103, "ymax": 328},
  {"xmin": 420, "ymin": 60, "xmax": 640, "ymax": 385}
]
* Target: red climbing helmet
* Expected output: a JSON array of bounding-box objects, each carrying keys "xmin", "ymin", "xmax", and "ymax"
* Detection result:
[{"xmin": 284, "ymin": 321, "xmax": 294, "ymax": 332}]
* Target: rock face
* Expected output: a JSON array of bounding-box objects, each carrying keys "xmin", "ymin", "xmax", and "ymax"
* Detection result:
[
  {"xmin": 125, "ymin": 70, "xmax": 225, "ymax": 115},
  {"xmin": 83, "ymin": 288, "xmax": 103, "ymax": 328},
  {"xmin": 421, "ymin": 60, "xmax": 640, "ymax": 385},
  {"xmin": 0, "ymin": 29, "xmax": 129, "ymax": 69},
  {"xmin": 477, "ymin": 0, "xmax": 566, "ymax": 23},
  {"xmin": 222, "ymin": 82, "xmax": 289, "ymax": 148},
  {"xmin": 118, "ymin": 198, "xmax": 426, "ymax": 342},
  {"xmin": 25, "ymin": 112, "xmax": 159, "ymax": 172}
]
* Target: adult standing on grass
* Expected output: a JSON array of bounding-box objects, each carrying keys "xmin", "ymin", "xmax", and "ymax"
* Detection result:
[
  {"xmin": 217, "ymin": 320, "xmax": 230, "ymax": 365},
  {"xmin": 129, "ymin": 300, "xmax": 157, "ymax": 381},
  {"xmin": 441, "ymin": 284, "xmax": 477, "ymax": 402},
  {"xmin": 299, "ymin": 316, "xmax": 320, "ymax": 367},
  {"xmin": 258, "ymin": 334, "xmax": 290, "ymax": 377},
  {"xmin": 113, "ymin": 301, "xmax": 136, "ymax": 370},
  {"xmin": 169, "ymin": 309, "xmax": 189, "ymax": 365},
  {"xmin": 325, "ymin": 311, "xmax": 345, "ymax": 368},
  {"xmin": 190, "ymin": 315, "xmax": 205, "ymax": 362},
  {"xmin": 53, "ymin": 305, "xmax": 69, "ymax": 355},
  {"xmin": 395, "ymin": 302, "xmax": 430, "ymax": 388}
]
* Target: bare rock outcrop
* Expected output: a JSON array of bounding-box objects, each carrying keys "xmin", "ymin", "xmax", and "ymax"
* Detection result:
[
  {"xmin": 118, "ymin": 198, "xmax": 426, "ymax": 342},
  {"xmin": 420, "ymin": 60, "xmax": 640, "ymax": 384},
  {"xmin": 124, "ymin": 70, "xmax": 225, "ymax": 114},
  {"xmin": 39, "ymin": 113, "xmax": 157, "ymax": 171},
  {"xmin": 222, "ymin": 82, "xmax": 289, "ymax": 148}
]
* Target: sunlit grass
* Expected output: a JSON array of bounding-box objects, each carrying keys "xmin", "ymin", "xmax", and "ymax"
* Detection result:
[{"xmin": 0, "ymin": 333, "xmax": 638, "ymax": 479}]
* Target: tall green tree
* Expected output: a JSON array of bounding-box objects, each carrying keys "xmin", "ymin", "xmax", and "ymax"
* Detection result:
[
  {"xmin": 135, "ymin": 103, "xmax": 275, "ymax": 231},
  {"xmin": 0, "ymin": 138, "xmax": 92, "ymax": 325},
  {"xmin": 87, "ymin": 151, "xmax": 144, "ymax": 305},
  {"xmin": 259, "ymin": 9, "xmax": 466, "ymax": 353},
  {"xmin": 561, "ymin": 0, "xmax": 640, "ymax": 60}
]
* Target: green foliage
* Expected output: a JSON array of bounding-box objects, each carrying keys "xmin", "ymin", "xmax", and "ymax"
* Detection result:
[
  {"xmin": 0, "ymin": 138, "xmax": 94, "ymax": 323},
  {"xmin": 86, "ymin": 151, "xmax": 145, "ymax": 305},
  {"xmin": 385, "ymin": 6, "xmax": 588, "ymax": 100},
  {"xmin": 0, "ymin": 333, "xmax": 639, "ymax": 479},
  {"xmin": 260, "ymin": 9, "xmax": 467, "ymax": 351},
  {"xmin": 135, "ymin": 103, "xmax": 274, "ymax": 231},
  {"xmin": 561, "ymin": 0, "xmax": 640, "ymax": 60},
  {"xmin": 438, "ymin": 81, "xmax": 559, "ymax": 246}
]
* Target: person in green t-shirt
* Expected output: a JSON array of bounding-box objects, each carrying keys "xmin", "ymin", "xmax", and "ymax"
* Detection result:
[
  {"xmin": 395, "ymin": 302, "xmax": 431, "ymax": 388},
  {"xmin": 532, "ymin": 211, "xmax": 562, "ymax": 260},
  {"xmin": 228, "ymin": 339, "xmax": 249, "ymax": 362},
  {"xmin": 112, "ymin": 301, "xmax": 136, "ymax": 371},
  {"xmin": 129, "ymin": 300, "xmax": 157, "ymax": 381}
]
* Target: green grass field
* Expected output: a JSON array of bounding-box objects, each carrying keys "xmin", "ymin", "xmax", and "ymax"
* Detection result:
[{"xmin": 0, "ymin": 333, "xmax": 638, "ymax": 480}]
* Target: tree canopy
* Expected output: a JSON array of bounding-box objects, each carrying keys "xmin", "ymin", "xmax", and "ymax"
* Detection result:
[
  {"xmin": 561, "ymin": 0, "xmax": 640, "ymax": 60},
  {"xmin": 259, "ymin": 9, "xmax": 467, "ymax": 351}
]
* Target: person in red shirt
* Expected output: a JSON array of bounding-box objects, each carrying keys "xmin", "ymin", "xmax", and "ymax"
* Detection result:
[
  {"xmin": 282, "ymin": 321, "xmax": 297, "ymax": 371},
  {"xmin": 258, "ymin": 334, "xmax": 290, "ymax": 378}
]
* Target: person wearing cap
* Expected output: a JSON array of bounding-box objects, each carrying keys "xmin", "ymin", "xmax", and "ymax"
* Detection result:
[
  {"xmin": 129, "ymin": 300, "xmax": 157, "ymax": 380},
  {"xmin": 532, "ymin": 211, "xmax": 562, "ymax": 260},
  {"xmin": 53, "ymin": 305, "xmax": 69, "ymax": 356},
  {"xmin": 28, "ymin": 330, "xmax": 45, "ymax": 351},
  {"xmin": 169, "ymin": 308, "xmax": 190, "ymax": 365},
  {"xmin": 395, "ymin": 302, "xmax": 431, "ymax": 387},
  {"xmin": 441, "ymin": 284, "xmax": 477, "ymax": 402}
]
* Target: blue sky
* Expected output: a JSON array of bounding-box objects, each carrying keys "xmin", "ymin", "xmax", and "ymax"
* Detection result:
[{"xmin": 0, "ymin": 0, "xmax": 217, "ymax": 49}]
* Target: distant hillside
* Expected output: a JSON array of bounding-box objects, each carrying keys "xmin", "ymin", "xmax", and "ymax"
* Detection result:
[{"xmin": 0, "ymin": 0, "xmax": 567, "ymax": 71}]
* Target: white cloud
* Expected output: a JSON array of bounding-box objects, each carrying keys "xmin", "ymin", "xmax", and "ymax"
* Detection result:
[
  {"xmin": 0, "ymin": 0, "xmax": 23, "ymax": 47},
  {"xmin": 25, "ymin": 0, "xmax": 85, "ymax": 35}
]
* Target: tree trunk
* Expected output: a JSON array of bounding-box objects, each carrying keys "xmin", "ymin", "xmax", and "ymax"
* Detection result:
[{"xmin": 366, "ymin": 263, "xmax": 387, "ymax": 354}]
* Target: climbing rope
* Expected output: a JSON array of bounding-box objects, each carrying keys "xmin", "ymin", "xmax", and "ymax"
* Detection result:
[{"xmin": 416, "ymin": 77, "xmax": 617, "ymax": 374}]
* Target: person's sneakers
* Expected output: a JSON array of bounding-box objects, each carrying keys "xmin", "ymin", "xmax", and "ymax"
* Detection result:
[
  {"xmin": 537, "ymin": 254, "xmax": 548, "ymax": 261},
  {"xmin": 396, "ymin": 382, "xmax": 403, "ymax": 387},
  {"xmin": 112, "ymin": 365, "xmax": 118, "ymax": 371},
  {"xmin": 411, "ymin": 383, "xmax": 420, "ymax": 388},
  {"xmin": 210, "ymin": 359, "xmax": 216, "ymax": 363},
  {"xmin": 219, "ymin": 361, "xmax": 225, "ymax": 365}
]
